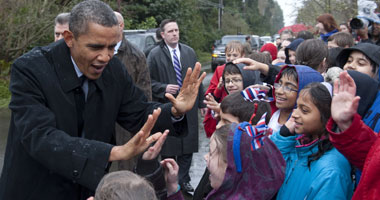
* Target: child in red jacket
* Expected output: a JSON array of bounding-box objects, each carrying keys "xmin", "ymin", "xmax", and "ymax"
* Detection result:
[{"xmin": 327, "ymin": 71, "xmax": 380, "ymax": 200}]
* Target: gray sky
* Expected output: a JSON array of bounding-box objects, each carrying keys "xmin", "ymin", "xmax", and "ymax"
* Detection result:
[{"xmin": 276, "ymin": 0, "xmax": 303, "ymax": 26}]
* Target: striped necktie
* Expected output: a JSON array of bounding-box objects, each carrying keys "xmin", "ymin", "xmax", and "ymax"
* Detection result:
[{"xmin": 172, "ymin": 49, "xmax": 182, "ymax": 87}]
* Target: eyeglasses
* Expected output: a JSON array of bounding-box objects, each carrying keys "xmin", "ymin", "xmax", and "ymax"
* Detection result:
[
  {"xmin": 224, "ymin": 78, "xmax": 242, "ymax": 84},
  {"xmin": 274, "ymin": 83, "xmax": 298, "ymax": 92}
]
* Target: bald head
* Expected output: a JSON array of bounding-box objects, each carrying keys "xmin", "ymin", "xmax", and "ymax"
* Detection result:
[{"xmin": 114, "ymin": 11, "xmax": 124, "ymax": 41}]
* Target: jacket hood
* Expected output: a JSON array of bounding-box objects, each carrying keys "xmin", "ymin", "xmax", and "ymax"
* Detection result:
[
  {"xmin": 336, "ymin": 43, "xmax": 380, "ymax": 69},
  {"xmin": 207, "ymin": 122, "xmax": 285, "ymax": 199},
  {"xmin": 285, "ymin": 38, "xmax": 304, "ymax": 64},
  {"xmin": 347, "ymin": 70, "xmax": 380, "ymax": 117},
  {"xmin": 272, "ymin": 65, "xmax": 324, "ymax": 103},
  {"xmin": 223, "ymin": 62, "xmax": 262, "ymax": 94}
]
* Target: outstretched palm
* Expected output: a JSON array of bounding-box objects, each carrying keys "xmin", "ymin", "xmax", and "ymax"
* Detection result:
[
  {"xmin": 331, "ymin": 71, "xmax": 360, "ymax": 131},
  {"xmin": 166, "ymin": 62, "xmax": 206, "ymax": 117}
]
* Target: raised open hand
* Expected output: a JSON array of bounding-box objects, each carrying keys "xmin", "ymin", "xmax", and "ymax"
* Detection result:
[
  {"xmin": 331, "ymin": 71, "xmax": 360, "ymax": 131},
  {"xmin": 142, "ymin": 129, "xmax": 169, "ymax": 160},
  {"xmin": 109, "ymin": 108, "xmax": 165, "ymax": 161},
  {"xmin": 203, "ymin": 93, "xmax": 220, "ymax": 114},
  {"xmin": 166, "ymin": 62, "xmax": 207, "ymax": 117}
]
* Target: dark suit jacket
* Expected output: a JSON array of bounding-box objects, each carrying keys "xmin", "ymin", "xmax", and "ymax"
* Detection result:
[
  {"xmin": 147, "ymin": 41, "xmax": 205, "ymax": 156},
  {"xmin": 0, "ymin": 40, "xmax": 173, "ymax": 200}
]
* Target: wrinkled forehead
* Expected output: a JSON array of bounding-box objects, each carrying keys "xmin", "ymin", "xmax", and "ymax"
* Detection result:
[{"xmin": 163, "ymin": 22, "xmax": 178, "ymax": 32}]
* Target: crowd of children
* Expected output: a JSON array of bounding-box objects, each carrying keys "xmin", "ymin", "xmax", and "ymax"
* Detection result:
[{"xmin": 86, "ymin": 13, "xmax": 380, "ymax": 200}]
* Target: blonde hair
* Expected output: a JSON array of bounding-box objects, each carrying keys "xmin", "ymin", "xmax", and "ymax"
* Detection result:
[
  {"xmin": 95, "ymin": 170, "xmax": 157, "ymax": 200},
  {"xmin": 225, "ymin": 41, "xmax": 244, "ymax": 55}
]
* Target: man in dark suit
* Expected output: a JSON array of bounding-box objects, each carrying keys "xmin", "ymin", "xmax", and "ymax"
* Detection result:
[
  {"xmin": 147, "ymin": 19, "xmax": 207, "ymax": 193},
  {"xmin": 0, "ymin": 1, "xmax": 205, "ymax": 200}
]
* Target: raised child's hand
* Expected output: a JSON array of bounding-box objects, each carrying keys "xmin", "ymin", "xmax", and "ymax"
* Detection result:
[{"xmin": 331, "ymin": 71, "xmax": 360, "ymax": 131}]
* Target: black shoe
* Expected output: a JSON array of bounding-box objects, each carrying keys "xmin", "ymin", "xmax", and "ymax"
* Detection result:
[{"xmin": 180, "ymin": 182, "xmax": 194, "ymax": 192}]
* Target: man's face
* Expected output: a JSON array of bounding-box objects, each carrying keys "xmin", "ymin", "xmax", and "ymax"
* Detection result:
[
  {"xmin": 54, "ymin": 23, "xmax": 69, "ymax": 42},
  {"xmin": 161, "ymin": 22, "xmax": 179, "ymax": 48},
  {"xmin": 373, "ymin": 23, "xmax": 380, "ymax": 37},
  {"xmin": 280, "ymin": 33, "xmax": 292, "ymax": 43},
  {"xmin": 64, "ymin": 22, "xmax": 120, "ymax": 80}
]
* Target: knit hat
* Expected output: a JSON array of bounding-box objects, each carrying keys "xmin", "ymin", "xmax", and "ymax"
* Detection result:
[{"xmin": 260, "ymin": 43, "xmax": 278, "ymax": 61}]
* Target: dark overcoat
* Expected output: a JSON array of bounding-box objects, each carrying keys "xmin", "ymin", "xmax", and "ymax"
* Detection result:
[
  {"xmin": 114, "ymin": 38, "xmax": 152, "ymax": 171},
  {"xmin": 0, "ymin": 40, "xmax": 175, "ymax": 200},
  {"xmin": 147, "ymin": 42, "xmax": 205, "ymax": 156}
]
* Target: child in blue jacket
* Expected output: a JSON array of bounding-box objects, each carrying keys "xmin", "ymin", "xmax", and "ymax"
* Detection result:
[{"xmin": 271, "ymin": 82, "xmax": 354, "ymax": 199}]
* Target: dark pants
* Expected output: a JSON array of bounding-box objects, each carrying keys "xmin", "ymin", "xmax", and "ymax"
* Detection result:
[{"xmin": 162, "ymin": 153, "xmax": 193, "ymax": 184}]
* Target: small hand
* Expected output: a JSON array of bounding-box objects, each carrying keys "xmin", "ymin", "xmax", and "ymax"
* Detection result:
[
  {"xmin": 217, "ymin": 76, "xmax": 224, "ymax": 89},
  {"xmin": 331, "ymin": 71, "xmax": 360, "ymax": 131},
  {"xmin": 160, "ymin": 158, "xmax": 179, "ymax": 195},
  {"xmin": 166, "ymin": 62, "xmax": 207, "ymax": 117},
  {"xmin": 166, "ymin": 84, "xmax": 180, "ymax": 94},
  {"xmin": 203, "ymin": 93, "xmax": 220, "ymax": 114},
  {"xmin": 284, "ymin": 117, "xmax": 296, "ymax": 134},
  {"xmin": 142, "ymin": 130, "xmax": 169, "ymax": 160},
  {"xmin": 233, "ymin": 58, "xmax": 269, "ymax": 76}
]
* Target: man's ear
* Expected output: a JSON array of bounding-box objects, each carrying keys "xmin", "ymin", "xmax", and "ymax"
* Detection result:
[
  {"xmin": 160, "ymin": 32, "xmax": 165, "ymax": 40},
  {"xmin": 63, "ymin": 30, "xmax": 74, "ymax": 48}
]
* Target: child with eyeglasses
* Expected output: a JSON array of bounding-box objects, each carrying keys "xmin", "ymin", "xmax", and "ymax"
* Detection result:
[
  {"xmin": 203, "ymin": 62, "xmax": 261, "ymax": 137},
  {"xmin": 271, "ymin": 82, "xmax": 353, "ymax": 199},
  {"xmin": 268, "ymin": 65, "xmax": 324, "ymax": 133}
]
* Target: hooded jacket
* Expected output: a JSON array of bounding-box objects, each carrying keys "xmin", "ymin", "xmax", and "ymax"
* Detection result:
[
  {"xmin": 285, "ymin": 38, "xmax": 304, "ymax": 64},
  {"xmin": 203, "ymin": 63, "xmax": 262, "ymax": 138},
  {"xmin": 346, "ymin": 71, "xmax": 380, "ymax": 132},
  {"xmin": 327, "ymin": 114, "xmax": 380, "ymax": 200},
  {"xmin": 271, "ymin": 127, "xmax": 354, "ymax": 200},
  {"xmin": 269, "ymin": 65, "xmax": 324, "ymax": 133},
  {"xmin": 206, "ymin": 122, "xmax": 285, "ymax": 200},
  {"xmin": 222, "ymin": 62, "xmax": 262, "ymax": 92},
  {"xmin": 336, "ymin": 43, "xmax": 380, "ymax": 80}
]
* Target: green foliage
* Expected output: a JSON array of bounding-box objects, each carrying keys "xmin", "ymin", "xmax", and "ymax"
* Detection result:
[
  {"xmin": 135, "ymin": 17, "xmax": 157, "ymax": 29},
  {"xmin": 0, "ymin": 79, "xmax": 10, "ymax": 108},
  {"xmin": 0, "ymin": 0, "xmax": 285, "ymax": 65}
]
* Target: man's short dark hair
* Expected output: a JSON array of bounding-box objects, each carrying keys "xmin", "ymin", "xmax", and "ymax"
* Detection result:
[
  {"xmin": 159, "ymin": 19, "xmax": 177, "ymax": 32},
  {"xmin": 55, "ymin": 12, "xmax": 70, "ymax": 26},
  {"xmin": 69, "ymin": 0, "xmax": 118, "ymax": 37}
]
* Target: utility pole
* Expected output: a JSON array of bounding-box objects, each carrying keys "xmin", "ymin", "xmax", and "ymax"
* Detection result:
[{"xmin": 218, "ymin": 0, "xmax": 223, "ymax": 30}]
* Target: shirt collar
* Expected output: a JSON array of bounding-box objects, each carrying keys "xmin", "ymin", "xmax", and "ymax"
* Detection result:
[
  {"xmin": 71, "ymin": 56, "xmax": 83, "ymax": 78},
  {"xmin": 166, "ymin": 43, "xmax": 179, "ymax": 53},
  {"xmin": 114, "ymin": 40, "xmax": 122, "ymax": 55}
]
